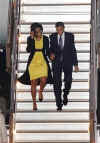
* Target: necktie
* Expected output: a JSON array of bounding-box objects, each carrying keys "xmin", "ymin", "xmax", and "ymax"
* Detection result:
[
  {"xmin": 59, "ymin": 35, "xmax": 63, "ymax": 61},
  {"xmin": 59, "ymin": 36, "xmax": 63, "ymax": 50}
]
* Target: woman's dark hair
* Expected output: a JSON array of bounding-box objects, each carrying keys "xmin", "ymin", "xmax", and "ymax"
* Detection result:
[
  {"xmin": 35, "ymin": 23, "xmax": 43, "ymax": 32},
  {"xmin": 55, "ymin": 22, "xmax": 64, "ymax": 28},
  {"xmin": 31, "ymin": 23, "xmax": 39, "ymax": 32}
]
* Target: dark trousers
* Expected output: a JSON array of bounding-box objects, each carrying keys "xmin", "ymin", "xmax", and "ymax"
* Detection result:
[{"xmin": 52, "ymin": 61, "xmax": 72, "ymax": 108}]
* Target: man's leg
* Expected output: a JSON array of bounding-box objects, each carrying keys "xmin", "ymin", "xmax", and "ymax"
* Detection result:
[
  {"xmin": 52, "ymin": 62, "xmax": 63, "ymax": 110},
  {"xmin": 63, "ymin": 72, "xmax": 72, "ymax": 105}
]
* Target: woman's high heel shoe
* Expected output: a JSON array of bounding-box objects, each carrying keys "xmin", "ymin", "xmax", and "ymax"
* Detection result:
[
  {"xmin": 39, "ymin": 91, "xmax": 43, "ymax": 102},
  {"xmin": 33, "ymin": 103, "xmax": 37, "ymax": 111}
]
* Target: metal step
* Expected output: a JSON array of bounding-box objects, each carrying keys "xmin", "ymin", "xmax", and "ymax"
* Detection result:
[
  {"xmin": 17, "ymin": 99, "xmax": 89, "ymax": 103},
  {"xmin": 16, "ymin": 82, "xmax": 89, "ymax": 90},
  {"xmin": 21, "ymin": 12, "xmax": 90, "ymax": 16},
  {"xmin": 18, "ymin": 58, "xmax": 90, "ymax": 64},
  {"xmin": 21, "ymin": 0, "xmax": 91, "ymax": 5},
  {"xmin": 18, "ymin": 52, "xmax": 90, "ymax": 60},
  {"xmin": 21, "ymin": 32, "xmax": 90, "ymax": 35},
  {"xmin": 18, "ymin": 59, "xmax": 90, "ymax": 64},
  {"xmin": 19, "ymin": 33, "xmax": 90, "ymax": 41},
  {"xmin": 16, "ymin": 89, "xmax": 89, "ymax": 93},
  {"xmin": 17, "ymin": 72, "xmax": 89, "ymax": 80},
  {"xmin": 17, "ymin": 77, "xmax": 88, "ymax": 82},
  {"xmin": 20, "ymin": 22, "xmax": 90, "ymax": 25},
  {"xmin": 19, "ymin": 40, "xmax": 90, "ymax": 44},
  {"xmin": 18, "ymin": 69, "xmax": 90, "ymax": 73},
  {"xmin": 18, "ymin": 43, "xmax": 90, "ymax": 52},
  {"xmin": 17, "ymin": 63, "xmax": 90, "ymax": 72},
  {"xmin": 21, "ymin": 3, "xmax": 91, "ymax": 6},
  {"xmin": 16, "ymin": 102, "xmax": 89, "ymax": 112},
  {"xmin": 20, "ymin": 24, "xmax": 90, "ymax": 34},
  {"xmin": 16, "ymin": 92, "xmax": 89, "ymax": 102},
  {"xmin": 15, "ymin": 133, "xmax": 89, "ymax": 143},
  {"xmin": 16, "ymin": 112, "xmax": 89, "ymax": 123},
  {"xmin": 18, "ymin": 51, "xmax": 90, "ymax": 55},
  {"xmin": 16, "ymin": 123, "xmax": 89, "ymax": 133}
]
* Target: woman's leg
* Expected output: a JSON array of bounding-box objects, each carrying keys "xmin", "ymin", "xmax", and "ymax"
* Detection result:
[
  {"xmin": 39, "ymin": 77, "xmax": 47, "ymax": 101},
  {"xmin": 31, "ymin": 80, "xmax": 38, "ymax": 110}
]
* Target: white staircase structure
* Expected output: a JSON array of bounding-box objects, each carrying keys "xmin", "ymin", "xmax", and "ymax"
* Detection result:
[{"xmin": 15, "ymin": 0, "xmax": 91, "ymax": 142}]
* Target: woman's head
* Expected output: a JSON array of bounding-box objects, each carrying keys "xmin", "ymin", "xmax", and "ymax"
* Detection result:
[
  {"xmin": 30, "ymin": 23, "xmax": 38, "ymax": 36},
  {"xmin": 34, "ymin": 23, "xmax": 43, "ymax": 38},
  {"xmin": 31, "ymin": 23, "xmax": 38, "ymax": 32}
]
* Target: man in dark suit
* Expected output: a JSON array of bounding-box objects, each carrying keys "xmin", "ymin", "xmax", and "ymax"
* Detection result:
[{"xmin": 50, "ymin": 22, "xmax": 79, "ymax": 111}]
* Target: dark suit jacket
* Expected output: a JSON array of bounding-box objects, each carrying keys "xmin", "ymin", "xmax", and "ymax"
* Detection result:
[
  {"xmin": 18, "ymin": 35, "xmax": 53, "ymax": 85},
  {"xmin": 50, "ymin": 32, "xmax": 78, "ymax": 73}
]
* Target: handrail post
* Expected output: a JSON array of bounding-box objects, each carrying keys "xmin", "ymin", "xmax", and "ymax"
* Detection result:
[
  {"xmin": 90, "ymin": 0, "xmax": 97, "ymax": 143},
  {"xmin": 9, "ymin": 113, "xmax": 16, "ymax": 143},
  {"xmin": 8, "ymin": 0, "xmax": 20, "ymax": 143}
]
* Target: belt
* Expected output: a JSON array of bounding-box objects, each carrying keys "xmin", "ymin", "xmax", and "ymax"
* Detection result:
[{"xmin": 35, "ymin": 49, "xmax": 43, "ymax": 52}]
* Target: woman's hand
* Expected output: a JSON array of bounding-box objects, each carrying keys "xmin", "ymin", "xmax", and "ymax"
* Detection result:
[
  {"xmin": 50, "ymin": 53, "xmax": 55, "ymax": 61},
  {"xmin": 30, "ymin": 32, "xmax": 34, "ymax": 39}
]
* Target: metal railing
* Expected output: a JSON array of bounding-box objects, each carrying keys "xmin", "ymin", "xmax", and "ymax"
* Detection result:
[
  {"xmin": 90, "ymin": 0, "xmax": 97, "ymax": 143},
  {"xmin": 10, "ymin": 0, "xmax": 20, "ymax": 114},
  {"xmin": 8, "ymin": 0, "xmax": 20, "ymax": 143}
]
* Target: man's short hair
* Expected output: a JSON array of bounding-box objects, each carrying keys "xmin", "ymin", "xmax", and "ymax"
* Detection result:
[{"xmin": 55, "ymin": 22, "xmax": 64, "ymax": 28}]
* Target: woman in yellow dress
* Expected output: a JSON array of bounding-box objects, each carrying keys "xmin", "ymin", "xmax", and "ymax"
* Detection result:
[
  {"xmin": 18, "ymin": 23, "xmax": 53, "ymax": 111},
  {"xmin": 29, "ymin": 24, "xmax": 49, "ymax": 111}
]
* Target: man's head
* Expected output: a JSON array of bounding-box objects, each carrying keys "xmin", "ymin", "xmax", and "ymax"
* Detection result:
[{"xmin": 55, "ymin": 22, "xmax": 65, "ymax": 35}]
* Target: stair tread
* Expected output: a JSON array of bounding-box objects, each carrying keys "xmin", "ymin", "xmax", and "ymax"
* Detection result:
[
  {"xmin": 16, "ymin": 112, "xmax": 89, "ymax": 123},
  {"xmin": 16, "ymin": 89, "xmax": 89, "ymax": 92},
  {"xmin": 21, "ymin": 21, "xmax": 90, "ymax": 25},
  {"xmin": 16, "ymin": 102, "xmax": 89, "ymax": 112},
  {"xmin": 16, "ymin": 81, "xmax": 89, "ymax": 89},
  {"xmin": 16, "ymin": 123, "xmax": 89, "ymax": 133},
  {"xmin": 16, "ymin": 92, "xmax": 89, "ymax": 102},
  {"xmin": 21, "ymin": 32, "xmax": 90, "ymax": 35},
  {"xmin": 21, "ymin": 0, "xmax": 91, "ymax": 5},
  {"xmin": 16, "ymin": 99, "xmax": 89, "ymax": 102},
  {"xmin": 22, "ymin": 3, "xmax": 91, "ymax": 6},
  {"xmin": 19, "ymin": 34, "xmax": 90, "ymax": 41},
  {"xmin": 19, "ymin": 40, "xmax": 90, "ymax": 44},
  {"xmin": 15, "ymin": 133, "xmax": 89, "ymax": 142},
  {"xmin": 17, "ymin": 60, "xmax": 90, "ymax": 63},
  {"xmin": 17, "ymin": 70, "xmax": 90, "ymax": 73}
]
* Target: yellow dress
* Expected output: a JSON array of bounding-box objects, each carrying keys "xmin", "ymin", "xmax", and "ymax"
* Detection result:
[{"xmin": 28, "ymin": 36, "xmax": 48, "ymax": 81}]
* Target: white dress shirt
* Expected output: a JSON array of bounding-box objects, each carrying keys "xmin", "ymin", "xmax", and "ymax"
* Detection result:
[{"xmin": 58, "ymin": 32, "xmax": 65, "ymax": 47}]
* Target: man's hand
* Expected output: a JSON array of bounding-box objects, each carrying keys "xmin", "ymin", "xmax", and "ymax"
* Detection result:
[
  {"xmin": 74, "ymin": 65, "xmax": 79, "ymax": 72},
  {"xmin": 50, "ymin": 53, "xmax": 55, "ymax": 61}
]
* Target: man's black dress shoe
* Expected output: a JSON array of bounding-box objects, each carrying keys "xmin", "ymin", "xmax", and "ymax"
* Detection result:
[
  {"xmin": 63, "ymin": 95, "xmax": 68, "ymax": 105},
  {"xmin": 57, "ymin": 107, "xmax": 62, "ymax": 112},
  {"xmin": 57, "ymin": 104, "xmax": 63, "ymax": 112}
]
